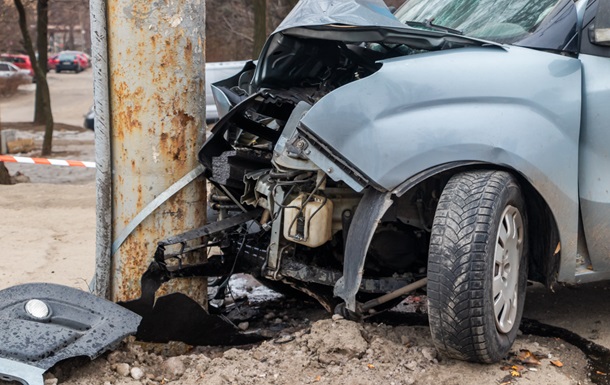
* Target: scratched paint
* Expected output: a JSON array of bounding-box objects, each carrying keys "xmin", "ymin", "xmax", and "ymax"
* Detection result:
[{"xmin": 107, "ymin": 0, "xmax": 207, "ymax": 304}]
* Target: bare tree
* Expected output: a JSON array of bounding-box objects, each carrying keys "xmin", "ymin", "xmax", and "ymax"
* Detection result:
[
  {"xmin": 0, "ymin": 110, "xmax": 12, "ymax": 185},
  {"xmin": 33, "ymin": 0, "xmax": 49, "ymax": 124},
  {"xmin": 253, "ymin": 0, "xmax": 267, "ymax": 58},
  {"xmin": 0, "ymin": 0, "xmax": 35, "ymax": 53},
  {"xmin": 14, "ymin": 0, "xmax": 54, "ymax": 155},
  {"xmin": 0, "ymin": 164, "xmax": 9, "ymax": 184}
]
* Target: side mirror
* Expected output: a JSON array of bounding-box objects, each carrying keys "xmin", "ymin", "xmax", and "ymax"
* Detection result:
[{"xmin": 591, "ymin": 0, "xmax": 610, "ymax": 46}]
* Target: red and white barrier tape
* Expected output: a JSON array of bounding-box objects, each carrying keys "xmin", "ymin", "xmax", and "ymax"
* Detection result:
[{"xmin": 0, "ymin": 155, "xmax": 95, "ymax": 168}]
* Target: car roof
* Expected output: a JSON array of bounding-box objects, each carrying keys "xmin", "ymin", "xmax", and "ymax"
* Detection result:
[
  {"xmin": 0, "ymin": 61, "xmax": 20, "ymax": 69},
  {"xmin": 0, "ymin": 53, "xmax": 29, "ymax": 59}
]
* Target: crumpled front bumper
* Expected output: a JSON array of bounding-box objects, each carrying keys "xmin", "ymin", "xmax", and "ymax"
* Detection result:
[{"xmin": 0, "ymin": 283, "xmax": 141, "ymax": 385}]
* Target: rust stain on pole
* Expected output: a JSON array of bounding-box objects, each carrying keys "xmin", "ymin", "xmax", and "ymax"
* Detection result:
[{"xmin": 107, "ymin": 0, "xmax": 206, "ymax": 304}]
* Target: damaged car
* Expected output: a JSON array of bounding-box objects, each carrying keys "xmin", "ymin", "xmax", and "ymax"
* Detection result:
[
  {"xmin": 4, "ymin": 0, "xmax": 610, "ymax": 382},
  {"xmin": 190, "ymin": 0, "xmax": 610, "ymax": 364}
]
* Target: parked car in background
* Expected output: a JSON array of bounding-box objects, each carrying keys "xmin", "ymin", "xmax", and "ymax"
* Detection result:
[
  {"xmin": 55, "ymin": 53, "xmax": 84, "ymax": 73},
  {"xmin": 48, "ymin": 54, "xmax": 59, "ymax": 71},
  {"xmin": 49, "ymin": 51, "xmax": 89, "ymax": 71},
  {"xmin": 205, "ymin": 61, "xmax": 249, "ymax": 123},
  {"xmin": 0, "ymin": 61, "xmax": 31, "ymax": 79},
  {"xmin": 82, "ymin": 53, "xmax": 92, "ymax": 68},
  {"xmin": 84, "ymin": 105, "xmax": 94, "ymax": 130},
  {"xmin": 0, "ymin": 61, "xmax": 32, "ymax": 95},
  {"xmin": 61, "ymin": 50, "xmax": 90, "ymax": 68},
  {"xmin": 0, "ymin": 54, "xmax": 34, "ymax": 77}
]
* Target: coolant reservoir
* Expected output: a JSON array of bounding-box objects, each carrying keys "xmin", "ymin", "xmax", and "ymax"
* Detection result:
[{"xmin": 283, "ymin": 193, "xmax": 333, "ymax": 248}]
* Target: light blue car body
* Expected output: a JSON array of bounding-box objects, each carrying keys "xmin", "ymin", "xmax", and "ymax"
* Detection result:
[{"xmin": 271, "ymin": 0, "xmax": 610, "ymax": 284}]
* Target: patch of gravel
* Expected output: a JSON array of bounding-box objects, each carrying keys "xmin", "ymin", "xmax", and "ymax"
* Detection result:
[{"xmin": 22, "ymin": 316, "xmax": 587, "ymax": 385}]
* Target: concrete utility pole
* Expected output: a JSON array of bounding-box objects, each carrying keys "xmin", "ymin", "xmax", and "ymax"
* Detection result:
[{"xmin": 91, "ymin": 0, "xmax": 207, "ymax": 304}]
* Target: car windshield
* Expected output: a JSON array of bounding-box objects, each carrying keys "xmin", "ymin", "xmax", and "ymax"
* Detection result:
[
  {"xmin": 394, "ymin": 0, "xmax": 563, "ymax": 43},
  {"xmin": 58, "ymin": 54, "xmax": 75, "ymax": 61}
]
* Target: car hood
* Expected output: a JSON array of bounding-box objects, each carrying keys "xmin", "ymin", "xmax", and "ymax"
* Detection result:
[
  {"xmin": 273, "ymin": 0, "xmax": 498, "ymax": 48},
  {"xmin": 276, "ymin": 0, "xmax": 405, "ymax": 32}
]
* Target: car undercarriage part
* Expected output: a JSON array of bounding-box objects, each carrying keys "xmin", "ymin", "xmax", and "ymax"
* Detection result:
[
  {"xmin": 335, "ymin": 277, "xmax": 429, "ymax": 320},
  {"xmin": 0, "ymin": 283, "xmax": 141, "ymax": 385}
]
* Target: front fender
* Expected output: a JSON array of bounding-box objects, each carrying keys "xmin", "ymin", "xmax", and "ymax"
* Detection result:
[{"xmin": 301, "ymin": 45, "xmax": 582, "ymax": 282}]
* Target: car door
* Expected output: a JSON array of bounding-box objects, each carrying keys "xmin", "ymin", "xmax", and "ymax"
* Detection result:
[
  {"xmin": 578, "ymin": 0, "xmax": 610, "ymax": 278},
  {"xmin": 0, "ymin": 63, "xmax": 9, "ymax": 77}
]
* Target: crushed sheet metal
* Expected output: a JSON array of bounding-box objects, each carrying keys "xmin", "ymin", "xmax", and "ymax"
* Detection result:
[
  {"xmin": 0, "ymin": 283, "xmax": 141, "ymax": 385},
  {"xmin": 0, "ymin": 155, "xmax": 95, "ymax": 168},
  {"xmin": 275, "ymin": 0, "xmax": 406, "ymax": 33},
  {"xmin": 110, "ymin": 164, "xmax": 206, "ymax": 255}
]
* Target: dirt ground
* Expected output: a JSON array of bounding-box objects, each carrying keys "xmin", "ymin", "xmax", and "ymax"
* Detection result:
[{"xmin": 0, "ymin": 69, "xmax": 605, "ymax": 385}]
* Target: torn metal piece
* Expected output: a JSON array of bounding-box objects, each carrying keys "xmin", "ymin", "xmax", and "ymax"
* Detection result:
[
  {"xmin": 158, "ymin": 207, "xmax": 263, "ymax": 247},
  {"xmin": 0, "ymin": 283, "xmax": 141, "ymax": 385},
  {"xmin": 121, "ymin": 292, "xmax": 266, "ymax": 346},
  {"xmin": 333, "ymin": 187, "xmax": 393, "ymax": 312},
  {"xmin": 119, "ymin": 262, "xmax": 266, "ymax": 346},
  {"xmin": 111, "ymin": 164, "xmax": 206, "ymax": 255}
]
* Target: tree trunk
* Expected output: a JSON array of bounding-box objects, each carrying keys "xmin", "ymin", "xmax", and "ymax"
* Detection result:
[
  {"xmin": 68, "ymin": 22, "xmax": 75, "ymax": 50},
  {"xmin": 0, "ymin": 162, "xmax": 11, "ymax": 185},
  {"xmin": 0, "ymin": 111, "xmax": 11, "ymax": 185},
  {"xmin": 253, "ymin": 0, "xmax": 267, "ymax": 58},
  {"xmin": 33, "ymin": 0, "xmax": 49, "ymax": 124},
  {"xmin": 14, "ymin": 0, "xmax": 54, "ymax": 156}
]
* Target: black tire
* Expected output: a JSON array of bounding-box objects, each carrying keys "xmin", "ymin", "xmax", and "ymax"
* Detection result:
[
  {"xmin": 55, "ymin": 69, "xmax": 60, "ymax": 73},
  {"xmin": 427, "ymin": 170, "xmax": 527, "ymax": 363}
]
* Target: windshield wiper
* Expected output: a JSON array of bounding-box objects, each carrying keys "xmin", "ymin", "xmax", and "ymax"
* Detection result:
[{"xmin": 403, "ymin": 18, "xmax": 463, "ymax": 35}]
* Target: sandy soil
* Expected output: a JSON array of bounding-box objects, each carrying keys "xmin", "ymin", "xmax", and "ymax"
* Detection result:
[
  {"xmin": 0, "ymin": 182, "xmax": 95, "ymax": 290},
  {"xmin": 52, "ymin": 319, "xmax": 587, "ymax": 385}
]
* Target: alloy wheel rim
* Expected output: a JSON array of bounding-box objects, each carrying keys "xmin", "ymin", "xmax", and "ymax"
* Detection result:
[{"xmin": 492, "ymin": 205, "xmax": 524, "ymax": 334}]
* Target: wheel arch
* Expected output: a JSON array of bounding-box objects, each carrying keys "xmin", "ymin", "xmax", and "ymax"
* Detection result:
[{"xmin": 393, "ymin": 162, "xmax": 561, "ymax": 287}]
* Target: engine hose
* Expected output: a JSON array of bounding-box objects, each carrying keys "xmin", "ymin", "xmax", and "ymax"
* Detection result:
[
  {"xmin": 210, "ymin": 194, "xmax": 233, "ymax": 203},
  {"xmin": 211, "ymin": 203, "xmax": 241, "ymax": 211}
]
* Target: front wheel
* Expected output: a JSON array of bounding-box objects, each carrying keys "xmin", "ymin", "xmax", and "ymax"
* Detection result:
[{"xmin": 427, "ymin": 170, "xmax": 527, "ymax": 363}]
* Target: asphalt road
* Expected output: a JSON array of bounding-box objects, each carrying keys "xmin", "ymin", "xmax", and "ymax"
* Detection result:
[{"xmin": 0, "ymin": 69, "xmax": 94, "ymax": 126}]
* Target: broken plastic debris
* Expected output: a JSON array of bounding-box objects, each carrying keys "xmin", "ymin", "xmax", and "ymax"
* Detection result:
[
  {"xmin": 550, "ymin": 360, "xmax": 564, "ymax": 368},
  {"xmin": 516, "ymin": 350, "xmax": 542, "ymax": 366}
]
